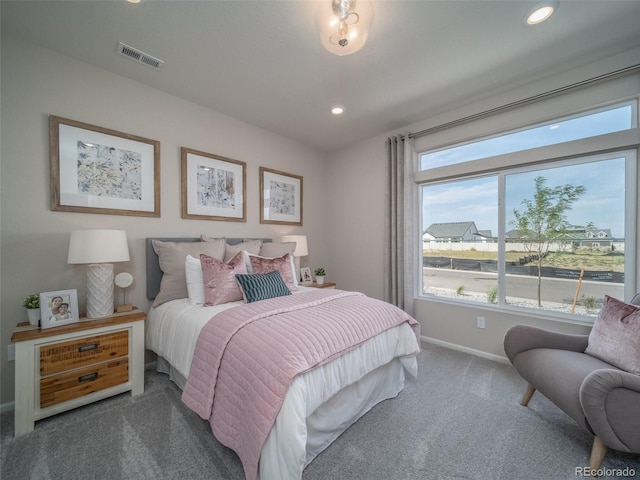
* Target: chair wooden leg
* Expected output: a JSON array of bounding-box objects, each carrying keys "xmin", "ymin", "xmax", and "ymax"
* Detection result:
[
  {"xmin": 520, "ymin": 384, "xmax": 536, "ymax": 406},
  {"xmin": 589, "ymin": 436, "xmax": 607, "ymax": 477}
]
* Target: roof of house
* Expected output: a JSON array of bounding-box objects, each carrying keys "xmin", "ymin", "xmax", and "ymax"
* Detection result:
[
  {"xmin": 424, "ymin": 222, "xmax": 477, "ymax": 239},
  {"xmin": 506, "ymin": 227, "xmax": 614, "ymax": 241}
]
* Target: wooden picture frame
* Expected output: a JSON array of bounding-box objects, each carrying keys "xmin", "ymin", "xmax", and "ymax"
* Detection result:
[
  {"xmin": 181, "ymin": 147, "xmax": 246, "ymax": 222},
  {"xmin": 40, "ymin": 289, "xmax": 80, "ymax": 330},
  {"xmin": 50, "ymin": 115, "xmax": 160, "ymax": 217},
  {"xmin": 260, "ymin": 167, "xmax": 303, "ymax": 226}
]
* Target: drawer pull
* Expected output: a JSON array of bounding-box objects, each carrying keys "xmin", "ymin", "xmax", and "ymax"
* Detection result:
[
  {"xmin": 78, "ymin": 372, "xmax": 98, "ymax": 383},
  {"xmin": 78, "ymin": 343, "xmax": 99, "ymax": 353}
]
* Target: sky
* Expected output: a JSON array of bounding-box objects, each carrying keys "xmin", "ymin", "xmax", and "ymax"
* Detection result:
[
  {"xmin": 422, "ymin": 157, "xmax": 626, "ymax": 238},
  {"xmin": 421, "ymin": 105, "xmax": 632, "ymax": 239}
]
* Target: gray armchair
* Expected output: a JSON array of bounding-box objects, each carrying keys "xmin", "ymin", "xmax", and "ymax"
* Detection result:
[{"xmin": 504, "ymin": 303, "xmax": 640, "ymax": 473}]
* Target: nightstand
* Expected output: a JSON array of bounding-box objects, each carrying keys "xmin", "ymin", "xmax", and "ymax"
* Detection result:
[
  {"xmin": 311, "ymin": 282, "xmax": 337, "ymax": 289},
  {"xmin": 10, "ymin": 309, "xmax": 146, "ymax": 437}
]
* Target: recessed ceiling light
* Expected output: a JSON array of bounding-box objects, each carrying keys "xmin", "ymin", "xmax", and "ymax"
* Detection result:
[
  {"xmin": 526, "ymin": 1, "xmax": 558, "ymax": 25},
  {"xmin": 331, "ymin": 106, "xmax": 345, "ymax": 115},
  {"xmin": 126, "ymin": 0, "xmax": 142, "ymax": 4}
]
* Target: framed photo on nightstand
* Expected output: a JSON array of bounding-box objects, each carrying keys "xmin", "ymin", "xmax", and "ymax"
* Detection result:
[
  {"xmin": 40, "ymin": 289, "xmax": 79, "ymax": 329},
  {"xmin": 300, "ymin": 267, "xmax": 312, "ymax": 285}
]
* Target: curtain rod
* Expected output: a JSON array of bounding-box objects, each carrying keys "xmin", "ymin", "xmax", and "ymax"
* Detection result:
[{"xmin": 407, "ymin": 64, "xmax": 640, "ymax": 140}]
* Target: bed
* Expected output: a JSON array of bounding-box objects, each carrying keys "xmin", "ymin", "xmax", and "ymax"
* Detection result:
[{"xmin": 144, "ymin": 237, "xmax": 421, "ymax": 480}]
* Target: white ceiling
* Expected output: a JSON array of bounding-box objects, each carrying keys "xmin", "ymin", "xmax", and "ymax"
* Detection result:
[{"xmin": 2, "ymin": 0, "xmax": 640, "ymax": 153}]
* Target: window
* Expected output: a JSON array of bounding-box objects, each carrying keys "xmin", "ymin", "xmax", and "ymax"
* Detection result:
[
  {"xmin": 418, "ymin": 101, "xmax": 637, "ymax": 319},
  {"xmin": 503, "ymin": 155, "xmax": 626, "ymax": 314},
  {"xmin": 420, "ymin": 104, "xmax": 632, "ymax": 170},
  {"xmin": 422, "ymin": 177, "xmax": 498, "ymax": 302}
]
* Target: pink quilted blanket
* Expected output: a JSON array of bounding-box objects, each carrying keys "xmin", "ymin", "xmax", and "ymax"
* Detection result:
[{"xmin": 182, "ymin": 289, "xmax": 420, "ymax": 480}]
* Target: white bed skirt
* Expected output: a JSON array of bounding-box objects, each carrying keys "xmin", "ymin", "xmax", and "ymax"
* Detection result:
[
  {"xmin": 264, "ymin": 358, "xmax": 408, "ymax": 480},
  {"xmin": 156, "ymin": 352, "xmax": 416, "ymax": 480}
]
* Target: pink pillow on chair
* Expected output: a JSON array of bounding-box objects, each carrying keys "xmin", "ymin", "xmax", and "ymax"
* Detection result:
[{"xmin": 585, "ymin": 295, "xmax": 640, "ymax": 374}]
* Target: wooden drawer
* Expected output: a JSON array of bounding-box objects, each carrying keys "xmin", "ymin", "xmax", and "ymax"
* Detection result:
[
  {"xmin": 40, "ymin": 330, "xmax": 129, "ymax": 376},
  {"xmin": 40, "ymin": 358, "xmax": 129, "ymax": 408}
]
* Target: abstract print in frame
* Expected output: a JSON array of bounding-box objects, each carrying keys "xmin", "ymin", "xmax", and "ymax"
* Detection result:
[
  {"xmin": 260, "ymin": 167, "xmax": 303, "ymax": 226},
  {"xmin": 50, "ymin": 115, "xmax": 160, "ymax": 217},
  {"xmin": 181, "ymin": 147, "xmax": 246, "ymax": 222}
]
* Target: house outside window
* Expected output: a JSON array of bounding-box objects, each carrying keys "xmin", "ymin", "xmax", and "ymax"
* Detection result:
[{"xmin": 416, "ymin": 93, "xmax": 638, "ymax": 320}]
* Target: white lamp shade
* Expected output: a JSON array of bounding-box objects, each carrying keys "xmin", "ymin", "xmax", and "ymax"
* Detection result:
[
  {"xmin": 68, "ymin": 230, "xmax": 130, "ymax": 264},
  {"xmin": 281, "ymin": 235, "xmax": 309, "ymax": 257}
]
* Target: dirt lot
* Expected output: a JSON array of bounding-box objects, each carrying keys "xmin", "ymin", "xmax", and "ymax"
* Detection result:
[{"xmin": 424, "ymin": 249, "xmax": 624, "ymax": 272}]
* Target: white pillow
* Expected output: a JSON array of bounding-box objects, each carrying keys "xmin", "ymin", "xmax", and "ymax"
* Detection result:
[{"xmin": 185, "ymin": 255, "xmax": 205, "ymax": 306}]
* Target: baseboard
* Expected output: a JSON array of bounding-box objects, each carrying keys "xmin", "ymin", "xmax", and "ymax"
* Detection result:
[
  {"xmin": 1, "ymin": 401, "xmax": 15, "ymax": 414},
  {"xmin": 421, "ymin": 336, "xmax": 510, "ymax": 364}
]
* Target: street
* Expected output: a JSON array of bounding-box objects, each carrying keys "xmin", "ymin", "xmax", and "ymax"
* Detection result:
[{"xmin": 423, "ymin": 268, "xmax": 624, "ymax": 306}]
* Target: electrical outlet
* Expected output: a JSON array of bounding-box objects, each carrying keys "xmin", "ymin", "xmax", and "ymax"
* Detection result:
[
  {"xmin": 476, "ymin": 316, "xmax": 485, "ymax": 329},
  {"xmin": 7, "ymin": 344, "xmax": 15, "ymax": 362}
]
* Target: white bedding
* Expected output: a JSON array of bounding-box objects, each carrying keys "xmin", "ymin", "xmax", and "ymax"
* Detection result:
[{"xmin": 146, "ymin": 288, "xmax": 420, "ymax": 480}]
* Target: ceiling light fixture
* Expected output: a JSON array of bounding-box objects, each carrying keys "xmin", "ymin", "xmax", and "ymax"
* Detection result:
[
  {"xmin": 331, "ymin": 105, "xmax": 345, "ymax": 115},
  {"xmin": 316, "ymin": 0, "xmax": 374, "ymax": 56},
  {"xmin": 525, "ymin": 1, "xmax": 558, "ymax": 25}
]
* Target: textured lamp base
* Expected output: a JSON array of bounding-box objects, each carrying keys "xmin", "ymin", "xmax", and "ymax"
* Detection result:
[{"xmin": 87, "ymin": 264, "xmax": 115, "ymax": 318}]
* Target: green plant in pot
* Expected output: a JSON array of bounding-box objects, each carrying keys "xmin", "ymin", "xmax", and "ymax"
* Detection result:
[
  {"xmin": 23, "ymin": 293, "xmax": 41, "ymax": 326},
  {"xmin": 314, "ymin": 268, "xmax": 326, "ymax": 285}
]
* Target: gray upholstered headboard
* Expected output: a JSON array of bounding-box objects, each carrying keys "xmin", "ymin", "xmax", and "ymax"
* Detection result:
[{"xmin": 145, "ymin": 237, "xmax": 271, "ymax": 300}]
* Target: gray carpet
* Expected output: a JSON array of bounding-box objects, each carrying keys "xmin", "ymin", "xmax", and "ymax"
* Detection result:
[{"xmin": 1, "ymin": 343, "xmax": 639, "ymax": 480}]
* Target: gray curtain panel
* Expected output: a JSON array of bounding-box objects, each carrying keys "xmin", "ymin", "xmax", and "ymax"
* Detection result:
[{"xmin": 384, "ymin": 135, "xmax": 416, "ymax": 316}]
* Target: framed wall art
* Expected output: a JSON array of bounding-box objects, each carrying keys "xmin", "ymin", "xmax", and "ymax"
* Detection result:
[
  {"xmin": 181, "ymin": 147, "xmax": 246, "ymax": 222},
  {"xmin": 40, "ymin": 289, "xmax": 79, "ymax": 330},
  {"xmin": 260, "ymin": 167, "xmax": 303, "ymax": 226},
  {"xmin": 50, "ymin": 115, "xmax": 160, "ymax": 217}
]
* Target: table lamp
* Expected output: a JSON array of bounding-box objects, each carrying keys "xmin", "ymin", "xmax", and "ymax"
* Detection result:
[
  {"xmin": 67, "ymin": 229, "xmax": 130, "ymax": 318},
  {"xmin": 281, "ymin": 235, "xmax": 308, "ymax": 282}
]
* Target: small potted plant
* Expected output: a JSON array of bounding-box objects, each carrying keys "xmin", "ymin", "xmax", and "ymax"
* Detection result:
[
  {"xmin": 314, "ymin": 268, "xmax": 326, "ymax": 285},
  {"xmin": 23, "ymin": 293, "xmax": 41, "ymax": 326}
]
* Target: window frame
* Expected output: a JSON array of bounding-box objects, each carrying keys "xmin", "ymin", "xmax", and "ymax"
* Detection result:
[
  {"xmin": 415, "ymin": 99, "xmax": 640, "ymax": 322},
  {"xmin": 418, "ymin": 101, "xmax": 636, "ymax": 171}
]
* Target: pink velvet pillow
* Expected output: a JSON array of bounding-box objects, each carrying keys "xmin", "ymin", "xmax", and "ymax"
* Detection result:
[
  {"xmin": 248, "ymin": 253, "xmax": 297, "ymax": 291},
  {"xmin": 585, "ymin": 295, "xmax": 640, "ymax": 374},
  {"xmin": 200, "ymin": 252, "xmax": 247, "ymax": 306}
]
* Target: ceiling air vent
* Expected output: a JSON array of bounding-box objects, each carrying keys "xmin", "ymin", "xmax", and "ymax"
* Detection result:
[{"xmin": 117, "ymin": 42, "xmax": 164, "ymax": 70}]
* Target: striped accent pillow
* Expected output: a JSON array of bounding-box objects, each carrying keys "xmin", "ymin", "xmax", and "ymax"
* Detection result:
[{"xmin": 235, "ymin": 270, "xmax": 292, "ymax": 303}]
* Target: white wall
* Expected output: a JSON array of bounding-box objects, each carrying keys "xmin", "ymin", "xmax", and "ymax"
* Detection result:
[
  {"xmin": 0, "ymin": 35, "xmax": 328, "ymax": 406},
  {"xmin": 326, "ymin": 47, "xmax": 640, "ymax": 359},
  {"xmin": 326, "ymin": 138, "xmax": 386, "ymax": 299}
]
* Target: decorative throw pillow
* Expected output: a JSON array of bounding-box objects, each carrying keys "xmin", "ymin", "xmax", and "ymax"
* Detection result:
[
  {"xmin": 585, "ymin": 295, "xmax": 640, "ymax": 374},
  {"xmin": 246, "ymin": 252, "xmax": 298, "ymax": 291},
  {"xmin": 258, "ymin": 242, "xmax": 295, "ymax": 258},
  {"xmin": 185, "ymin": 255, "xmax": 205, "ymax": 305},
  {"xmin": 200, "ymin": 252, "xmax": 247, "ymax": 306},
  {"xmin": 223, "ymin": 239, "xmax": 263, "ymax": 262},
  {"xmin": 235, "ymin": 270, "xmax": 291, "ymax": 303},
  {"xmin": 152, "ymin": 239, "xmax": 226, "ymax": 307}
]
